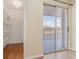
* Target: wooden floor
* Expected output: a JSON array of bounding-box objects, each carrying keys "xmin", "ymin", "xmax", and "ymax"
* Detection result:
[
  {"xmin": 3, "ymin": 43, "xmax": 76, "ymax": 59},
  {"xmin": 3, "ymin": 43, "xmax": 23, "ymax": 59}
]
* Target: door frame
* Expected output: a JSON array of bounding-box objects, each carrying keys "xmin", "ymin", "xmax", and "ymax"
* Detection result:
[{"xmin": 43, "ymin": 4, "xmax": 69, "ymax": 55}]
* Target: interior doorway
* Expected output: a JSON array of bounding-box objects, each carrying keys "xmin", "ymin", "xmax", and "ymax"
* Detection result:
[
  {"xmin": 3, "ymin": 0, "xmax": 24, "ymax": 59},
  {"xmin": 43, "ymin": 5, "xmax": 68, "ymax": 54}
]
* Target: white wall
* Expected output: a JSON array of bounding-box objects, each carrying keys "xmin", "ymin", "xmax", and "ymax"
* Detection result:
[
  {"xmin": 24, "ymin": 0, "xmax": 43, "ymax": 58},
  {"xmin": 3, "ymin": 9, "xmax": 24, "ymax": 44},
  {"xmin": 3, "ymin": 9, "xmax": 10, "ymax": 47},
  {"xmin": 70, "ymin": 1, "xmax": 76, "ymax": 51},
  {"xmin": 3, "ymin": 8, "xmax": 24, "ymax": 47},
  {"xmin": 7, "ymin": 9, "xmax": 24, "ymax": 44}
]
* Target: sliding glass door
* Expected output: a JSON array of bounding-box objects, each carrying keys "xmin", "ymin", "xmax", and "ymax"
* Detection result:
[
  {"xmin": 43, "ymin": 5, "xmax": 68, "ymax": 54},
  {"xmin": 56, "ymin": 7, "xmax": 63, "ymax": 51},
  {"xmin": 43, "ymin": 15, "xmax": 56, "ymax": 54},
  {"xmin": 43, "ymin": 6, "xmax": 56, "ymax": 54}
]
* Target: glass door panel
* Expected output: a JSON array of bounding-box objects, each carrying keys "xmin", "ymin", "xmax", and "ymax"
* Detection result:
[
  {"xmin": 56, "ymin": 7, "xmax": 68, "ymax": 51},
  {"xmin": 56, "ymin": 7, "xmax": 63, "ymax": 51},
  {"xmin": 62, "ymin": 8, "xmax": 68, "ymax": 49},
  {"xmin": 56, "ymin": 16, "xmax": 63, "ymax": 51},
  {"xmin": 43, "ymin": 16, "xmax": 56, "ymax": 54},
  {"xmin": 43, "ymin": 5, "xmax": 56, "ymax": 54}
]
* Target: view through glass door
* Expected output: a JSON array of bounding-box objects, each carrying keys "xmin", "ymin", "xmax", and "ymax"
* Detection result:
[
  {"xmin": 43, "ymin": 5, "xmax": 68, "ymax": 54},
  {"xmin": 43, "ymin": 15, "xmax": 56, "ymax": 54}
]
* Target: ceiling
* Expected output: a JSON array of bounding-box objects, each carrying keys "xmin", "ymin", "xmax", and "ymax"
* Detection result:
[
  {"xmin": 3, "ymin": 0, "xmax": 24, "ymax": 22},
  {"xmin": 4, "ymin": 0, "xmax": 24, "ymax": 10}
]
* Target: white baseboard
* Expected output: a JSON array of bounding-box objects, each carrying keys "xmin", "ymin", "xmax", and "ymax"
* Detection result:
[
  {"xmin": 68, "ymin": 48, "xmax": 76, "ymax": 52},
  {"xmin": 9, "ymin": 38, "xmax": 23, "ymax": 44},
  {"xmin": 25, "ymin": 54, "xmax": 43, "ymax": 59},
  {"xmin": 3, "ymin": 37, "xmax": 23, "ymax": 48},
  {"xmin": 9, "ymin": 41, "xmax": 23, "ymax": 44},
  {"xmin": 3, "ymin": 37, "xmax": 9, "ymax": 48}
]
